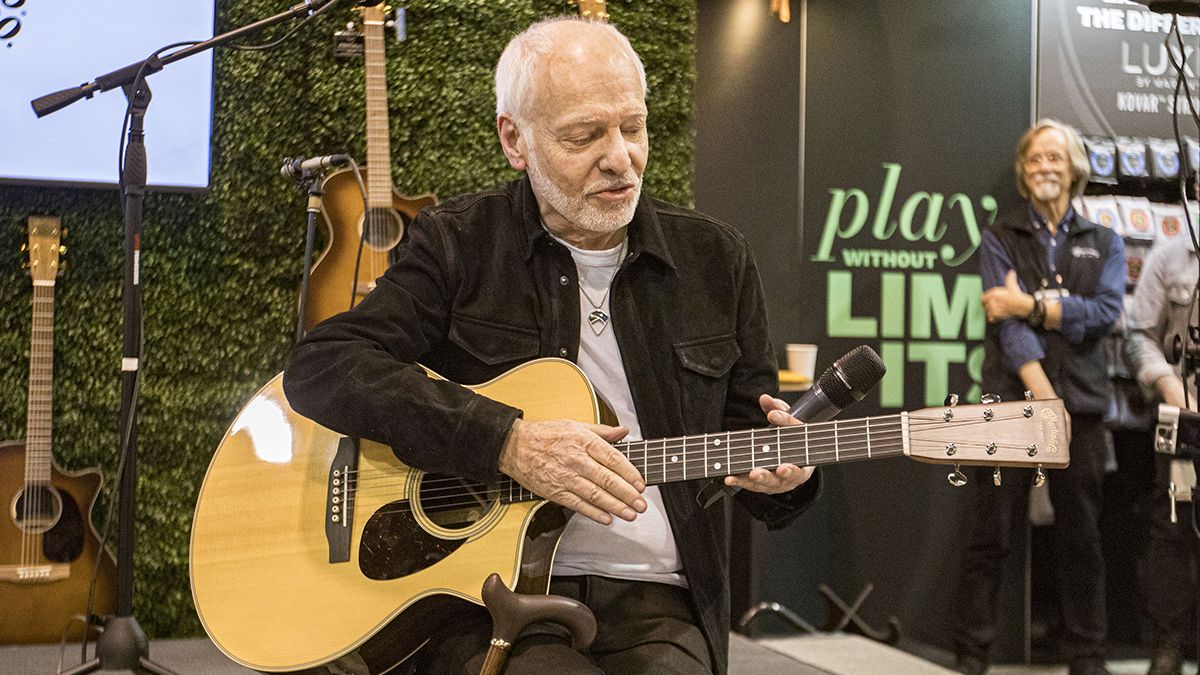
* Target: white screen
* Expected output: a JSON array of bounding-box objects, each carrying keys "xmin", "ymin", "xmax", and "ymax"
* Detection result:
[{"xmin": 1, "ymin": 0, "xmax": 216, "ymax": 190}]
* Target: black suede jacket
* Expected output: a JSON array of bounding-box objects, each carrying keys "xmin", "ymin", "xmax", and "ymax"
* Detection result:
[{"xmin": 283, "ymin": 177, "xmax": 821, "ymax": 673}]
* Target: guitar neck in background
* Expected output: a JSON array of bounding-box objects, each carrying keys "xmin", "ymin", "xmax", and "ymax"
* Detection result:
[
  {"xmin": 23, "ymin": 215, "xmax": 63, "ymax": 487},
  {"xmin": 362, "ymin": 5, "xmax": 393, "ymax": 210}
]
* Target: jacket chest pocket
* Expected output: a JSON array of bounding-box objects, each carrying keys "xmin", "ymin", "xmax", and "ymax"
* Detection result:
[
  {"xmin": 449, "ymin": 312, "xmax": 540, "ymax": 367},
  {"xmin": 674, "ymin": 333, "xmax": 741, "ymax": 430}
]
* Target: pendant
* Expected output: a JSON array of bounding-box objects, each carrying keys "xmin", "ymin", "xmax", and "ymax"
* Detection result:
[{"xmin": 588, "ymin": 309, "xmax": 610, "ymax": 335}]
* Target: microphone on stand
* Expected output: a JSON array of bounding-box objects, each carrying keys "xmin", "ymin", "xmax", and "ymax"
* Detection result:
[
  {"xmin": 280, "ymin": 153, "xmax": 351, "ymax": 178},
  {"xmin": 697, "ymin": 345, "xmax": 887, "ymax": 507}
]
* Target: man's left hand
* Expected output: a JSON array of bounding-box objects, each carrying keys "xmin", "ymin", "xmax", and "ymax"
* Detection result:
[{"xmin": 723, "ymin": 395, "xmax": 815, "ymax": 495}]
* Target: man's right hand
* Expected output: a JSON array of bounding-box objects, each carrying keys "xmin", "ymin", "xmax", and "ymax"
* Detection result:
[{"xmin": 497, "ymin": 418, "xmax": 646, "ymax": 525}]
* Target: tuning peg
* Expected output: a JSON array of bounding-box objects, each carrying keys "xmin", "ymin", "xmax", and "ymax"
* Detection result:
[
  {"xmin": 980, "ymin": 393, "xmax": 1000, "ymax": 404},
  {"xmin": 1024, "ymin": 390, "xmax": 1035, "ymax": 401},
  {"xmin": 58, "ymin": 245, "xmax": 67, "ymax": 255},
  {"xmin": 1033, "ymin": 467, "xmax": 1046, "ymax": 487},
  {"xmin": 943, "ymin": 394, "xmax": 959, "ymax": 407},
  {"xmin": 20, "ymin": 243, "xmax": 27, "ymax": 252},
  {"xmin": 947, "ymin": 465, "xmax": 967, "ymax": 487},
  {"xmin": 993, "ymin": 467, "xmax": 1002, "ymax": 486}
]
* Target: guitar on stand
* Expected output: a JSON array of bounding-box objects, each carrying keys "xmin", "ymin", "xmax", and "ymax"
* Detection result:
[
  {"xmin": 303, "ymin": 3, "xmax": 437, "ymax": 330},
  {"xmin": 0, "ymin": 216, "xmax": 116, "ymax": 644}
]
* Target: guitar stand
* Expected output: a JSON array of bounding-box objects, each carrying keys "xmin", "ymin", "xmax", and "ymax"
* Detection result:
[
  {"xmin": 737, "ymin": 601, "xmax": 819, "ymax": 638},
  {"xmin": 818, "ymin": 583, "xmax": 901, "ymax": 644},
  {"xmin": 477, "ymin": 573, "xmax": 596, "ymax": 675}
]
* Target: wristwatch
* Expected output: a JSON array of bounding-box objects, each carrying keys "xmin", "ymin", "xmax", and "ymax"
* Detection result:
[{"xmin": 1027, "ymin": 290, "xmax": 1045, "ymax": 328}]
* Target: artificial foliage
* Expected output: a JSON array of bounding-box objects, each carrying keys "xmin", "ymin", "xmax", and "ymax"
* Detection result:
[{"xmin": 0, "ymin": 0, "xmax": 695, "ymax": 638}]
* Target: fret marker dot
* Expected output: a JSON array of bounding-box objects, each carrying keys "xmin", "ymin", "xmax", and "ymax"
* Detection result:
[
  {"xmin": 671, "ymin": 455, "xmax": 679, "ymax": 463},
  {"xmin": 714, "ymin": 462, "xmax": 722, "ymax": 470},
  {"xmin": 713, "ymin": 439, "xmax": 721, "ymax": 446},
  {"xmin": 761, "ymin": 445, "xmax": 771, "ymax": 453}
]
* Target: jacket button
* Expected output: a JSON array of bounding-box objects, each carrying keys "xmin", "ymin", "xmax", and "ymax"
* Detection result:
[
  {"xmin": 559, "ymin": 347, "xmax": 569, "ymax": 357},
  {"xmin": 559, "ymin": 275, "xmax": 569, "ymax": 285}
]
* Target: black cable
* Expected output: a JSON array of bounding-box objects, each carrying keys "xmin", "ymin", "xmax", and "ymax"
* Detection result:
[
  {"xmin": 348, "ymin": 160, "xmax": 370, "ymax": 312},
  {"xmin": 227, "ymin": 0, "xmax": 341, "ymax": 52}
]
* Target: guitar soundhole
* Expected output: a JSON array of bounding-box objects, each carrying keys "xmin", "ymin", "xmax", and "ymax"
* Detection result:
[
  {"xmin": 358, "ymin": 474, "xmax": 497, "ymax": 581},
  {"xmin": 360, "ymin": 207, "xmax": 404, "ymax": 250},
  {"xmin": 11, "ymin": 485, "xmax": 62, "ymax": 535}
]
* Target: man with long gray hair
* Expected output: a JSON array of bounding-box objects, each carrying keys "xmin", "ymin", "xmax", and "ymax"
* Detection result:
[{"xmin": 953, "ymin": 120, "xmax": 1125, "ymax": 675}]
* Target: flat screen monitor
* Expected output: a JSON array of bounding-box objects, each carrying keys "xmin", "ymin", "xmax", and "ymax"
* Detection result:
[{"xmin": 1, "ymin": 0, "xmax": 216, "ymax": 191}]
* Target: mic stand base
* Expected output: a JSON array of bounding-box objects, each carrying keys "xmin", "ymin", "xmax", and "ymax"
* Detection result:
[{"xmin": 58, "ymin": 616, "xmax": 180, "ymax": 675}]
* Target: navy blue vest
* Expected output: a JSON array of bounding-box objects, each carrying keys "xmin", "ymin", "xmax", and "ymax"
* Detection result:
[{"xmin": 981, "ymin": 209, "xmax": 1116, "ymax": 415}]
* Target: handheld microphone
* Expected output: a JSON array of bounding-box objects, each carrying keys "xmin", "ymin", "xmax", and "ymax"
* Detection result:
[
  {"xmin": 696, "ymin": 345, "xmax": 886, "ymax": 507},
  {"xmin": 280, "ymin": 154, "xmax": 351, "ymax": 178},
  {"xmin": 787, "ymin": 345, "xmax": 887, "ymax": 423}
]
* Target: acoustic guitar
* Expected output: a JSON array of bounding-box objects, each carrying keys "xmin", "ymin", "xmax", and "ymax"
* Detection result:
[
  {"xmin": 304, "ymin": 3, "xmax": 437, "ymax": 330},
  {"xmin": 0, "ymin": 216, "xmax": 116, "ymax": 645},
  {"xmin": 190, "ymin": 358, "xmax": 1068, "ymax": 673}
]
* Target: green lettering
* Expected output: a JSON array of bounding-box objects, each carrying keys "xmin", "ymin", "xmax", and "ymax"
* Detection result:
[
  {"xmin": 871, "ymin": 163, "xmax": 902, "ymax": 241},
  {"xmin": 910, "ymin": 273, "xmax": 985, "ymax": 340},
  {"xmin": 897, "ymin": 191, "xmax": 945, "ymax": 243},
  {"xmin": 908, "ymin": 341, "xmax": 967, "ymax": 406},
  {"xmin": 880, "ymin": 340, "xmax": 905, "ymax": 408},
  {"xmin": 814, "ymin": 188, "xmax": 869, "ymax": 262},
  {"xmin": 882, "ymin": 272, "xmax": 905, "ymax": 338},
  {"xmin": 826, "ymin": 271, "xmax": 878, "ymax": 337}
]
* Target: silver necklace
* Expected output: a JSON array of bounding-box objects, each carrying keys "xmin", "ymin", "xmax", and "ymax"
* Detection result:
[{"xmin": 578, "ymin": 238, "xmax": 627, "ymax": 336}]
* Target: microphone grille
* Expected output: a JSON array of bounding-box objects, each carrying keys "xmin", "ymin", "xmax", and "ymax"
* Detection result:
[
  {"xmin": 838, "ymin": 345, "xmax": 887, "ymax": 389},
  {"xmin": 817, "ymin": 345, "xmax": 887, "ymax": 407}
]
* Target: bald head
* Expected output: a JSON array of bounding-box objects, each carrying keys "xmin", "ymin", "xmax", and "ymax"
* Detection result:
[{"xmin": 495, "ymin": 18, "xmax": 647, "ymax": 127}]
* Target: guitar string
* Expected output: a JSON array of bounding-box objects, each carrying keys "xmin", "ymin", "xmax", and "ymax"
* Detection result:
[
  {"xmin": 339, "ymin": 411, "xmax": 1048, "ymax": 490},
  {"xmin": 359, "ymin": 439, "xmax": 919, "ymax": 518},
  {"xmin": 341, "ymin": 428, "xmax": 1053, "ymax": 499},
  {"xmin": 339, "ymin": 426, "xmax": 1055, "ymax": 510}
]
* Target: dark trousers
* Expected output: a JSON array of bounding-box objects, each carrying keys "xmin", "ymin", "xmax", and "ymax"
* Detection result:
[
  {"xmin": 1140, "ymin": 454, "xmax": 1199, "ymax": 644},
  {"xmin": 406, "ymin": 575, "xmax": 714, "ymax": 674},
  {"xmin": 953, "ymin": 413, "xmax": 1108, "ymax": 663}
]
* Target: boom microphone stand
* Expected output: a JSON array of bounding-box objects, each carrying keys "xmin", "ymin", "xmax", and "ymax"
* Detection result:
[{"xmin": 31, "ymin": 2, "xmax": 355, "ymax": 672}]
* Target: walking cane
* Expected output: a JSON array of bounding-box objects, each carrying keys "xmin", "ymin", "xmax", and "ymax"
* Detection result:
[{"xmin": 478, "ymin": 573, "xmax": 597, "ymax": 675}]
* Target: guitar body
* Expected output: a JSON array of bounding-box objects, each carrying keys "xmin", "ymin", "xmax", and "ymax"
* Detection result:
[
  {"xmin": 190, "ymin": 359, "xmax": 597, "ymax": 673},
  {"xmin": 0, "ymin": 440, "xmax": 116, "ymax": 644},
  {"xmin": 304, "ymin": 167, "xmax": 437, "ymax": 331}
]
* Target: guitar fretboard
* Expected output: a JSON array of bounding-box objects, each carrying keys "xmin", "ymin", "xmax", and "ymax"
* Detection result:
[
  {"xmin": 25, "ymin": 282, "xmax": 54, "ymax": 485},
  {"xmin": 497, "ymin": 414, "xmax": 908, "ymax": 504},
  {"xmin": 363, "ymin": 13, "xmax": 392, "ymax": 210}
]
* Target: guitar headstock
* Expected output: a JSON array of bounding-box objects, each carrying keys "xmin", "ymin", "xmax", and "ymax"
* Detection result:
[
  {"xmin": 23, "ymin": 215, "xmax": 65, "ymax": 284},
  {"xmin": 572, "ymin": 0, "xmax": 609, "ymax": 22},
  {"xmin": 905, "ymin": 398, "xmax": 1069, "ymax": 469},
  {"xmin": 356, "ymin": 2, "xmax": 388, "ymax": 24}
]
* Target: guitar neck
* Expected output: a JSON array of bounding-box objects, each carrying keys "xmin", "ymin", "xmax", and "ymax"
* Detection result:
[
  {"xmin": 25, "ymin": 280, "xmax": 55, "ymax": 484},
  {"xmin": 363, "ymin": 9, "xmax": 393, "ymax": 210},
  {"xmin": 498, "ymin": 415, "xmax": 908, "ymax": 503}
]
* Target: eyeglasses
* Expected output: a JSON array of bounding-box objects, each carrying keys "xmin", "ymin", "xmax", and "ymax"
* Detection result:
[{"xmin": 1024, "ymin": 153, "xmax": 1066, "ymax": 168}]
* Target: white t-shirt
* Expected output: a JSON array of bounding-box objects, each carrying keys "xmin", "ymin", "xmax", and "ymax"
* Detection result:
[{"xmin": 549, "ymin": 235, "xmax": 686, "ymax": 588}]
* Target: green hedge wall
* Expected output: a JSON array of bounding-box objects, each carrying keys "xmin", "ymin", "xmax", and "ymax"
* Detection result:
[{"xmin": 0, "ymin": 0, "xmax": 694, "ymax": 637}]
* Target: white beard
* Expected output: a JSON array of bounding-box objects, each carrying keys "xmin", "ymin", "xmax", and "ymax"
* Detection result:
[
  {"xmin": 526, "ymin": 149, "xmax": 642, "ymax": 234},
  {"xmin": 1030, "ymin": 179, "xmax": 1063, "ymax": 203}
]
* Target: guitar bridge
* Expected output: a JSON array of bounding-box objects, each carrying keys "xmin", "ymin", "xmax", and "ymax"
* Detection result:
[
  {"xmin": 0, "ymin": 564, "xmax": 69, "ymax": 583},
  {"xmin": 326, "ymin": 436, "xmax": 359, "ymax": 564}
]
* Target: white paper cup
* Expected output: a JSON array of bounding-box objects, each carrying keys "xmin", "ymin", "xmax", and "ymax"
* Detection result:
[{"xmin": 786, "ymin": 343, "xmax": 818, "ymax": 379}]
